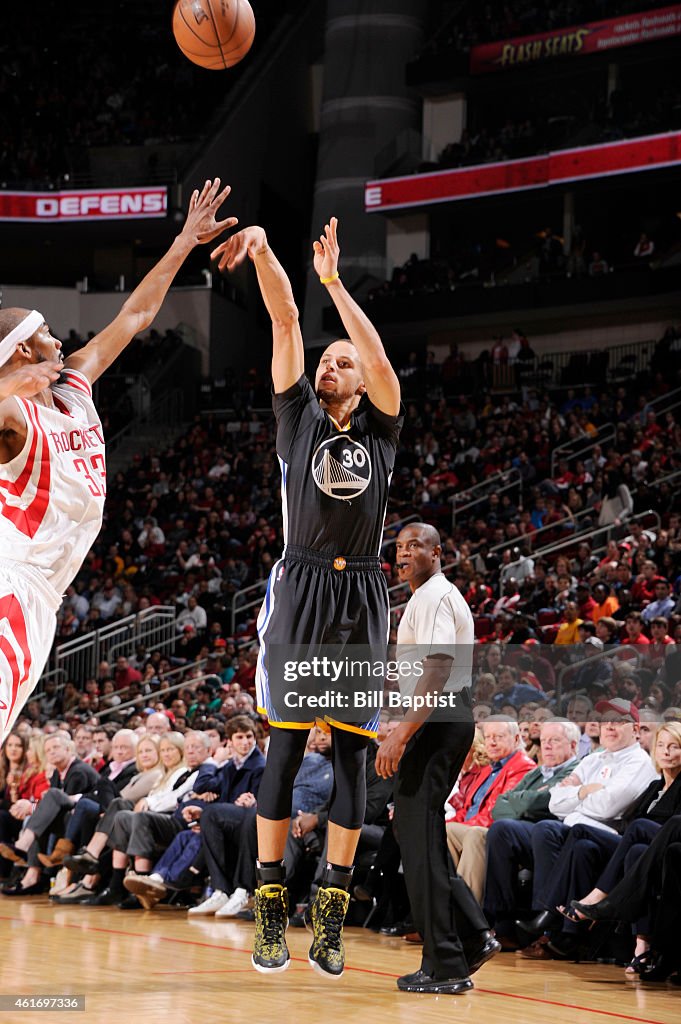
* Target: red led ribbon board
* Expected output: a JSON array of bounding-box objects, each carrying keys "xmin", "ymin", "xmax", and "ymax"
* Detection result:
[
  {"xmin": 365, "ymin": 132, "xmax": 681, "ymax": 213},
  {"xmin": 0, "ymin": 187, "xmax": 168, "ymax": 222},
  {"xmin": 469, "ymin": 5, "xmax": 681, "ymax": 74}
]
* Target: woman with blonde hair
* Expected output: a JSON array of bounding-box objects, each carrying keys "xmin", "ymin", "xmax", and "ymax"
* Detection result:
[
  {"xmin": 561, "ymin": 721, "xmax": 681, "ymax": 973},
  {"xmin": 57, "ymin": 734, "xmax": 165, "ymax": 901}
]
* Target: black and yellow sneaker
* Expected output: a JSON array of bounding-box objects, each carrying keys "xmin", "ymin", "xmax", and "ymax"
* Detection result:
[
  {"xmin": 251, "ymin": 884, "xmax": 290, "ymax": 973},
  {"xmin": 306, "ymin": 883, "xmax": 351, "ymax": 978}
]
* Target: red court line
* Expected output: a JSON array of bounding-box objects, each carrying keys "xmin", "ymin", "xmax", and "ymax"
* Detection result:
[{"xmin": 0, "ymin": 913, "xmax": 670, "ymax": 1024}]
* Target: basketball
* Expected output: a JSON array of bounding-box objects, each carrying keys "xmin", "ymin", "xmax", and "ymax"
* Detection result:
[{"xmin": 172, "ymin": 0, "xmax": 255, "ymax": 70}]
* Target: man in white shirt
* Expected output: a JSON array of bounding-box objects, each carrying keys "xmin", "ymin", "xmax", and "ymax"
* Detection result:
[
  {"xmin": 175, "ymin": 595, "xmax": 208, "ymax": 634},
  {"xmin": 513, "ymin": 697, "xmax": 656, "ymax": 957},
  {"xmin": 375, "ymin": 523, "xmax": 498, "ymax": 995}
]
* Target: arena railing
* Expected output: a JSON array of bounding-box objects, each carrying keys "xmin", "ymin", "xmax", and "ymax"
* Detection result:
[
  {"xmin": 556, "ymin": 646, "xmax": 645, "ymax": 708},
  {"xmin": 517, "ymin": 509, "xmax": 661, "ymax": 574},
  {"xmin": 487, "ymin": 505, "xmax": 596, "ymax": 557},
  {"xmin": 647, "ymin": 383, "xmax": 681, "ymax": 420},
  {"xmin": 96, "ymin": 658, "xmax": 209, "ymax": 721},
  {"xmin": 106, "ymin": 608, "xmax": 178, "ymax": 666},
  {"xmin": 46, "ymin": 606, "xmax": 178, "ymax": 689},
  {"xmin": 551, "ymin": 422, "xmax": 616, "ymax": 476},
  {"xmin": 450, "ymin": 468, "xmax": 522, "ymax": 527},
  {"xmin": 230, "ymin": 579, "xmax": 269, "ymax": 636},
  {"xmin": 106, "ymin": 388, "xmax": 184, "ymax": 461}
]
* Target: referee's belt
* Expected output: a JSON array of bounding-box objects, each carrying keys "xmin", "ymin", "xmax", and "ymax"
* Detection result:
[{"xmin": 285, "ymin": 545, "xmax": 382, "ymax": 572}]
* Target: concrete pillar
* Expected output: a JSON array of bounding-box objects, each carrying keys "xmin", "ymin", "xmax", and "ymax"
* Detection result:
[{"xmin": 302, "ymin": 0, "xmax": 425, "ymax": 346}]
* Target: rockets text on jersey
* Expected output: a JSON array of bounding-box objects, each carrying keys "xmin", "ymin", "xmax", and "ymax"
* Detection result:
[{"xmin": 0, "ymin": 368, "xmax": 106, "ymax": 598}]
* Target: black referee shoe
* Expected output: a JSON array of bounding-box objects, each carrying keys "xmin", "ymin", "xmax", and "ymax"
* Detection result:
[
  {"xmin": 463, "ymin": 930, "xmax": 501, "ymax": 974},
  {"xmin": 396, "ymin": 969, "xmax": 473, "ymax": 994}
]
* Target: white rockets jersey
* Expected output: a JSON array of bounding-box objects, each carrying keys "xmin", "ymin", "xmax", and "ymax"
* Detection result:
[{"xmin": 0, "ymin": 368, "xmax": 105, "ymax": 602}]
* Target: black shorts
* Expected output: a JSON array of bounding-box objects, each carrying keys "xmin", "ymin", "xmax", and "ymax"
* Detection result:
[{"xmin": 255, "ymin": 545, "xmax": 389, "ymax": 736}]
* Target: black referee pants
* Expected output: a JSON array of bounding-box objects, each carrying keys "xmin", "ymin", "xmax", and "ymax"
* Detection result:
[{"xmin": 394, "ymin": 719, "xmax": 488, "ymax": 980}]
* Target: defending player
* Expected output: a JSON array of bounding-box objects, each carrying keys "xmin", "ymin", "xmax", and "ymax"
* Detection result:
[
  {"xmin": 212, "ymin": 217, "xmax": 402, "ymax": 978},
  {"xmin": 376, "ymin": 523, "xmax": 499, "ymax": 993},
  {"xmin": 0, "ymin": 178, "xmax": 236, "ymax": 742}
]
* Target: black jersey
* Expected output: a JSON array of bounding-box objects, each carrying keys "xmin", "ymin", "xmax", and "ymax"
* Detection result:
[{"xmin": 273, "ymin": 375, "xmax": 403, "ymax": 557}]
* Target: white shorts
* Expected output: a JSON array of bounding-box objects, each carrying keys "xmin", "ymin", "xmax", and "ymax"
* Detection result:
[{"xmin": 0, "ymin": 563, "xmax": 58, "ymax": 742}]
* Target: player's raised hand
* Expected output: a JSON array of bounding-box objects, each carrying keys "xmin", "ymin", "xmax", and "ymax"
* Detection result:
[
  {"xmin": 313, "ymin": 216, "xmax": 340, "ymax": 281},
  {"xmin": 182, "ymin": 177, "xmax": 239, "ymax": 245},
  {"xmin": 0, "ymin": 361, "xmax": 62, "ymax": 401},
  {"xmin": 211, "ymin": 225, "xmax": 268, "ymax": 272}
]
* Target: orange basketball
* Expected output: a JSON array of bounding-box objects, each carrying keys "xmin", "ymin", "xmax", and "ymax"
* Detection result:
[{"xmin": 172, "ymin": 0, "xmax": 255, "ymax": 70}]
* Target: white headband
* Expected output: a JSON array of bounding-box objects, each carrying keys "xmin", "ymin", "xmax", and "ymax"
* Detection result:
[{"xmin": 0, "ymin": 309, "xmax": 44, "ymax": 369}]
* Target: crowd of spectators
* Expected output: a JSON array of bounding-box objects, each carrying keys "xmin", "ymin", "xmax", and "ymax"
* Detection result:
[
  {"xmin": 424, "ymin": 0, "xmax": 668, "ymax": 54},
  {"xmin": 3, "ymin": 328, "xmax": 681, "ymax": 981},
  {"xmin": 37, "ymin": 324, "xmax": 681, "ymax": 669},
  {"xmin": 430, "ymin": 70, "xmax": 681, "ymax": 174},
  {"xmin": 0, "ymin": 1, "xmax": 294, "ymax": 187},
  {"xmin": 3, "ymin": 662, "xmax": 681, "ymax": 980},
  {"xmin": 368, "ymin": 217, "xmax": 666, "ymax": 301}
]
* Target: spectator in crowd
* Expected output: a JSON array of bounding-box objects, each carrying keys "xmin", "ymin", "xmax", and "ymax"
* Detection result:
[
  {"xmin": 641, "ymin": 579, "xmax": 675, "ymax": 622},
  {"xmin": 445, "ymin": 718, "xmax": 535, "ymax": 899},
  {"xmin": 482, "ymin": 718, "xmax": 580, "ymax": 947},
  {"xmin": 187, "ymin": 724, "xmax": 331, "ymax": 917},
  {"xmin": 125, "ymin": 716, "xmax": 266, "ymax": 910},
  {"xmin": 0, "ymin": 734, "xmax": 101, "ymax": 895},
  {"xmin": 0, "ymin": 735, "xmax": 49, "ymax": 879},
  {"xmin": 506, "ymin": 699, "xmax": 657, "ymax": 958},
  {"xmin": 554, "ymin": 602, "xmax": 583, "ymax": 645},
  {"xmin": 563, "ymin": 721, "xmax": 681, "ymax": 973}
]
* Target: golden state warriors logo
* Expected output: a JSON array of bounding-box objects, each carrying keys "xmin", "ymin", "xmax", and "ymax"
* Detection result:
[{"xmin": 311, "ymin": 436, "xmax": 372, "ymax": 500}]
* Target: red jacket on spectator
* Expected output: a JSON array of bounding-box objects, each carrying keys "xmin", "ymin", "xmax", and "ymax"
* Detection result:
[
  {"xmin": 449, "ymin": 749, "xmax": 536, "ymax": 828},
  {"xmin": 577, "ymin": 596, "xmax": 597, "ymax": 620},
  {"xmin": 445, "ymin": 766, "xmax": 488, "ymax": 821},
  {"xmin": 631, "ymin": 578, "xmax": 657, "ymax": 606},
  {"xmin": 18, "ymin": 770, "xmax": 49, "ymax": 804},
  {"xmin": 114, "ymin": 665, "xmax": 143, "ymax": 692}
]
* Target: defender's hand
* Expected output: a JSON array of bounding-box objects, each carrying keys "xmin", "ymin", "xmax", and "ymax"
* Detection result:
[{"xmin": 181, "ymin": 178, "xmax": 238, "ymax": 246}]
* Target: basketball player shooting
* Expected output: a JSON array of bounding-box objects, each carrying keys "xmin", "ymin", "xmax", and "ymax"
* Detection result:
[
  {"xmin": 212, "ymin": 217, "xmax": 402, "ymax": 978},
  {"xmin": 0, "ymin": 177, "xmax": 236, "ymax": 742}
]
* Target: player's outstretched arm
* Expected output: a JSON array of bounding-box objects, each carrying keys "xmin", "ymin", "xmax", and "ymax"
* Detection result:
[
  {"xmin": 65, "ymin": 179, "xmax": 238, "ymax": 384},
  {"xmin": 211, "ymin": 227, "xmax": 304, "ymax": 393},
  {"xmin": 314, "ymin": 218, "xmax": 400, "ymax": 417}
]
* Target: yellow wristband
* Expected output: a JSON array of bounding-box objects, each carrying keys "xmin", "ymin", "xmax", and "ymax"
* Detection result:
[{"xmin": 320, "ymin": 271, "xmax": 340, "ymax": 285}]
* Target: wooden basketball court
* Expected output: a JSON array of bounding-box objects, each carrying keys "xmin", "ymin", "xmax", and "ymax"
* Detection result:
[{"xmin": 0, "ymin": 898, "xmax": 678, "ymax": 1024}]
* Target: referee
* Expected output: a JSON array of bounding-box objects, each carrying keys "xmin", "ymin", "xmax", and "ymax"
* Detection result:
[
  {"xmin": 213, "ymin": 217, "xmax": 402, "ymax": 978},
  {"xmin": 376, "ymin": 523, "xmax": 500, "ymax": 993}
]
